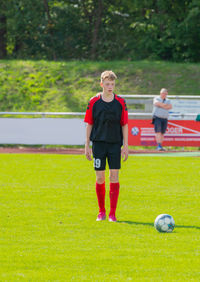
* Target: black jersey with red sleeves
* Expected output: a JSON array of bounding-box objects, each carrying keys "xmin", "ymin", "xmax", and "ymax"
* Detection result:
[{"xmin": 84, "ymin": 93, "xmax": 128, "ymax": 143}]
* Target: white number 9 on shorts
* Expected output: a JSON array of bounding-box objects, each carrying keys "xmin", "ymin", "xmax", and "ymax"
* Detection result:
[{"xmin": 94, "ymin": 158, "xmax": 101, "ymax": 169}]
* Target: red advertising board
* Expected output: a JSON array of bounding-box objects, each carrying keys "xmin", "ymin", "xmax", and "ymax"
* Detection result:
[{"xmin": 128, "ymin": 120, "xmax": 200, "ymax": 147}]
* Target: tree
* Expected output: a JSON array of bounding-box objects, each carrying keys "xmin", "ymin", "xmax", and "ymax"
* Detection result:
[
  {"xmin": 0, "ymin": 1, "xmax": 7, "ymax": 58},
  {"xmin": 1, "ymin": 0, "xmax": 200, "ymax": 62}
]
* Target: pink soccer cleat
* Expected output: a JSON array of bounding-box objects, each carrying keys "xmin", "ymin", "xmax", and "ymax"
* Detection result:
[
  {"xmin": 108, "ymin": 214, "xmax": 117, "ymax": 222},
  {"xmin": 96, "ymin": 212, "xmax": 106, "ymax": 221}
]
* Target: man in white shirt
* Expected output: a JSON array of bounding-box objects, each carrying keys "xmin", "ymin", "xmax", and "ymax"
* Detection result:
[{"xmin": 152, "ymin": 88, "xmax": 172, "ymax": 151}]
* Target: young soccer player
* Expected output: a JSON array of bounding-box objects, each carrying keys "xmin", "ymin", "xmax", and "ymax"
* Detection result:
[{"xmin": 84, "ymin": 70, "xmax": 128, "ymax": 222}]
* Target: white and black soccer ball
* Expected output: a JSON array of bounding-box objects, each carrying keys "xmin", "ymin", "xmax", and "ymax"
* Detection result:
[{"xmin": 154, "ymin": 214, "xmax": 175, "ymax": 233}]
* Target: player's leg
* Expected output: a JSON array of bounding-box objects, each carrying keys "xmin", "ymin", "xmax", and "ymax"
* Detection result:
[
  {"xmin": 92, "ymin": 142, "xmax": 107, "ymax": 221},
  {"xmin": 109, "ymin": 169, "xmax": 120, "ymax": 222},
  {"xmin": 95, "ymin": 170, "xmax": 106, "ymax": 220},
  {"xmin": 109, "ymin": 169, "xmax": 119, "ymax": 183},
  {"xmin": 107, "ymin": 143, "xmax": 121, "ymax": 222},
  {"xmin": 96, "ymin": 170, "xmax": 105, "ymax": 184}
]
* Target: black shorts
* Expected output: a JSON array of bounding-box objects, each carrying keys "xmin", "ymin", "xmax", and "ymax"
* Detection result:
[
  {"xmin": 92, "ymin": 141, "xmax": 121, "ymax": 171},
  {"xmin": 154, "ymin": 116, "xmax": 168, "ymax": 134}
]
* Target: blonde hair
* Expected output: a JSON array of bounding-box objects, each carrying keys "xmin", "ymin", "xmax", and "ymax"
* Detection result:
[
  {"xmin": 160, "ymin": 88, "xmax": 168, "ymax": 94},
  {"xmin": 100, "ymin": 70, "xmax": 117, "ymax": 82}
]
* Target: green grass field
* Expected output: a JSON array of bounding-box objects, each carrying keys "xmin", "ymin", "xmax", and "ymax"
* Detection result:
[{"xmin": 0, "ymin": 154, "xmax": 200, "ymax": 281}]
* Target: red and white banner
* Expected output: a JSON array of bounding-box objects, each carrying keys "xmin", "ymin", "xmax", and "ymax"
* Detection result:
[{"xmin": 128, "ymin": 120, "xmax": 200, "ymax": 147}]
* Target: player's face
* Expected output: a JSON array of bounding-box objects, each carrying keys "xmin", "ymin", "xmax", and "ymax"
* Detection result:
[{"xmin": 101, "ymin": 79, "xmax": 115, "ymax": 95}]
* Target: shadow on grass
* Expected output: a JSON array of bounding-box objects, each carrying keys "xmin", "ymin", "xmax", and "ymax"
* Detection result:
[
  {"xmin": 176, "ymin": 225, "xmax": 200, "ymax": 230},
  {"xmin": 117, "ymin": 221, "xmax": 200, "ymax": 230},
  {"xmin": 117, "ymin": 221, "xmax": 154, "ymax": 227}
]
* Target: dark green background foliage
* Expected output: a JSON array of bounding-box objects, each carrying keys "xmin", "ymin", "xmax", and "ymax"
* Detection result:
[{"xmin": 0, "ymin": 0, "xmax": 200, "ymax": 62}]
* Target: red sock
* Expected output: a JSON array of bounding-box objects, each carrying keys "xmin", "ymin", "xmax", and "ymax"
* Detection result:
[
  {"xmin": 96, "ymin": 182, "xmax": 106, "ymax": 213},
  {"xmin": 109, "ymin": 182, "xmax": 120, "ymax": 216}
]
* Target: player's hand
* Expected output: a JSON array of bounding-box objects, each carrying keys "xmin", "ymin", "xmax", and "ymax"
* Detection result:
[
  {"xmin": 85, "ymin": 144, "xmax": 92, "ymax": 161},
  {"xmin": 121, "ymin": 145, "xmax": 128, "ymax": 161}
]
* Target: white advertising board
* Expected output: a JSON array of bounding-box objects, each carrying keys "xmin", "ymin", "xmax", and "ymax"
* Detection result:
[
  {"xmin": 170, "ymin": 99, "xmax": 200, "ymax": 120},
  {"xmin": 0, "ymin": 118, "xmax": 86, "ymax": 145}
]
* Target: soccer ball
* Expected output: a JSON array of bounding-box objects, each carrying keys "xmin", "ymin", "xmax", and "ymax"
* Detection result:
[{"xmin": 154, "ymin": 214, "xmax": 175, "ymax": 233}]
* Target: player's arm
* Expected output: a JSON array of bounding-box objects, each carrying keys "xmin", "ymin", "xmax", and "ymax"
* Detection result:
[
  {"xmin": 121, "ymin": 124, "xmax": 128, "ymax": 161},
  {"xmin": 85, "ymin": 123, "xmax": 93, "ymax": 161},
  {"xmin": 84, "ymin": 98, "xmax": 94, "ymax": 161}
]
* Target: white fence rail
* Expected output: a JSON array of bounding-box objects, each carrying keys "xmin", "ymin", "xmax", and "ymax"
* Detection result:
[
  {"xmin": 121, "ymin": 95, "xmax": 200, "ymax": 99},
  {"xmin": 0, "ymin": 112, "xmax": 197, "ymax": 118}
]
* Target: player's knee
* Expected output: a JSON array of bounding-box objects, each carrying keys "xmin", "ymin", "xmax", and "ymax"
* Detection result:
[
  {"xmin": 109, "ymin": 174, "xmax": 119, "ymax": 183},
  {"xmin": 96, "ymin": 175, "xmax": 105, "ymax": 184}
]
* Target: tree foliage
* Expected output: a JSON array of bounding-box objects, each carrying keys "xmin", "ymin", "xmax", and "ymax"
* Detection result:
[{"xmin": 0, "ymin": 0, "xmax": 199, "ymax": 62}]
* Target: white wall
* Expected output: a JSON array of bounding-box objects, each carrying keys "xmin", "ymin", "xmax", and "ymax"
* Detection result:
[{"xmin": 0, "ymin": 118, "xmax": 86, "ymax": 145}]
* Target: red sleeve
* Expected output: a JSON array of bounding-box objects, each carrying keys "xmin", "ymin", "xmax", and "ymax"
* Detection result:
[
  {"xmin": 84, "ymin": 100, "xmax": 94, "ymax": 125},
  {"xmin": 84, "ymin": 95, "xmax": 100, "ymax": 125},
  {"xmin": 120, "ymin": 98, "xmax": 128, "ymax": 126}
]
